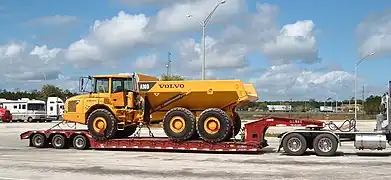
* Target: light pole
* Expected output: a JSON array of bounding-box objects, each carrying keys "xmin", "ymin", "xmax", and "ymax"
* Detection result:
[
  {"xmin": 354, "ymin": 52, "xmax": 375, "ymax": 120},
  {"xmin": 166, "ymin": 52, "xmax": 172, "ymax": 76},
  {"xmin": 187, "ymin": 0, "xmax": 226, "ymax": 80}
]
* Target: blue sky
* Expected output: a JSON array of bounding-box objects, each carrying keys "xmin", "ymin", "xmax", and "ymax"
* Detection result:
[{"xmin": 0, "ymin": 0, "xmax": 390, "ymax": 101}]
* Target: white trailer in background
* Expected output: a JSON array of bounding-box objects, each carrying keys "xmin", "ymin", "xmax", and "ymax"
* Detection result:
[
  {"xmin": 46, "ymin": 97, "xmax": 64, "ymax": 120},
  {"xmin": 0, "ymin": 98, "xmax": 47, "ymax": 122},
  {"xmin": 267, "ymin": 105, "xmax": 292, "ymax": 112}
]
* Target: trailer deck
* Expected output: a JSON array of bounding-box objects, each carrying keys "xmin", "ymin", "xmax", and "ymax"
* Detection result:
[{"xmin": 19, "ymin": 116, "xmax": 324, "ymax": 154}]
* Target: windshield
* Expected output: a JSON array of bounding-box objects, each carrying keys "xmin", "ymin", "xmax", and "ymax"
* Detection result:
[{"xmin": 27, "ymin": 103, "xmax": 45, "ymax": 111}]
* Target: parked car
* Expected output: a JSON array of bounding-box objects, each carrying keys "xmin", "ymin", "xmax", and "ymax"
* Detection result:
[{"xmin": 0, "ymin": 108, "xmax": 12, "ymax": 122}]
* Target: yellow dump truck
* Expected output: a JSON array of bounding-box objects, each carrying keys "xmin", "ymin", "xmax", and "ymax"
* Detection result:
[{"xmin": 63, "ymin": 73, "xmax": 258, "ymax": 143}]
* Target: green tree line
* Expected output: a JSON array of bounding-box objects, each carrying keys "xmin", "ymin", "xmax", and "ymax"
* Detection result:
[{"xmin": 0, "ymin": 85, "xmax": 78, "ymax": 101}]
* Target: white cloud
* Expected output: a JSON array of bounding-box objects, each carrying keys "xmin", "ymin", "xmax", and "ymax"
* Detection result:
[
  {"xmin": 29, "ymin": 45, "xmax": 61, "ymax": 63},
  {"xmin": 177, "ymin": 36, "xmax": 249, "ymax": 72},
  {"xmin": 65, "ymin": 11, "xmax": 150, "ymax": 67},
  {"xmin": 261, "ymin": 20, "xmax": 320, "ymax": 65},
  {"xmin": 250, "ymin": 64, "xmax": 355, "ymax": 100},
  {"xmin": 133, "ymin": 54, "xmax": 159, "ymax": 69},
  {"xmin": 0, "ymin": 43, "xmax": 63, "ymax": 82},
  {"xmin": 0, "ymin": 43, "xmax": 25, "ymax": 60},
  {"xmin": 356, "ymin": 10, "xmax": 391, "ymax": 58},
  {"xmin": 152, "ymin": 0, "xmax": 245, "ymax": 33}
]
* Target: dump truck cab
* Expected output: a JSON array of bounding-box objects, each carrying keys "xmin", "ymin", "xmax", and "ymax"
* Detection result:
[{"xmin": 63, "ymin": 73, "xmax": 159, "ymax": 139}]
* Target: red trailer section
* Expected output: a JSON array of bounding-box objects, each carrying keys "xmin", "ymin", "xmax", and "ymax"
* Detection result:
[
  {"xmin": 20, "ymin": 116, "xmax": 324, "ymax": 153},
  {"xmin": 0, "ymin": 108, "xmax": 12, "ymax": 122}
]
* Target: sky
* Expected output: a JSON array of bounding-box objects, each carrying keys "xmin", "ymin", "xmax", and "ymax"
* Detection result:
[{"xmin": 0, "ymin": 0, "xmax": 390, "ymax": 101}]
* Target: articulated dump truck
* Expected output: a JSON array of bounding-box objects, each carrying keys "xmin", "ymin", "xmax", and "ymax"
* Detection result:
[{"xmin": 63, "ymin": 73, "xmax": 258, "ymax": 143}]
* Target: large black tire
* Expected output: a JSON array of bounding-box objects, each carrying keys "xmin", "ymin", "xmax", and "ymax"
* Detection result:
[
  {"xmin": 51, "ymin": 134, "xmax": 68, "ymax": 149},
  {"xmin": 115, "ymin": 124, "xmax": 138, "ymax": 138},
  {"xmin": 162, "ymin": 107, "xmax": 196, "ymax": 141},
  {"xmin": 87, "ymin": 109, "xmax": 118, "ymax": 140},
  {"xmin": 72, "ymin": 134, "xmax": 90, "ymax": 150},
  {"xmin": 197, "ymin": 108, "xmax": 232, "ymax": 143},
  {"xmin": 282, "ymin": 132, "xmax": 307, "ymax": 156},
  {"xmin": 312, "ymin": 133, "xmax": 338, "ymax": 156},
  {"xmin": 233, "ymin": 112, "xmax": 242, "ymax": 136},
  {"xmin": 31, "ymin": 134, "xmax": 46, "ymax": 148}
]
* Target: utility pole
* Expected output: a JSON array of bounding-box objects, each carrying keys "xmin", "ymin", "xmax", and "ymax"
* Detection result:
[
  {"xmin": 167, "ymin": 52, "xmax": 171, "ymax": 76},
  {"xmin": 362, "ymin": 85, "xmax": 365, "ymax": 115}
]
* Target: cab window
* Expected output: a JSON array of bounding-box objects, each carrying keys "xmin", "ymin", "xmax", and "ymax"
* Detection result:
[
  {"xmin": 112, "ymin": 79, "xmax": 124, "ymax": 93},
  {"xmin": 124, "ymin": 78, "xmax": 134, "ymax": 91},
  {"xmin": 95, "ymin": 78, "xmax": 109, "ymax": 93}
]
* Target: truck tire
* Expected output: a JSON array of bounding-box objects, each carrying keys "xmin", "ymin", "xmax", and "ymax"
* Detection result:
[
  {"xmin": 31, "ymin": 134, "xmax": 46, "ymax": 148},
  {"xmin": 73, "ymin": 134, "xmax": 89, "ymax": 150},
  {"xmin": 87, "ymin": 109, "xmax": 118, "ymax": 140},
  {"xmin": 282, "ymin": 132, "xmax": 307, "ymax": 156},
  {"xmin": 223, "ymin": 112, "xmax": 241, "ymax": 141},
  {"xmin": 312, "ymin": 133, "xmax": 338, "ymax": 156},
  {"xmin": 51, "ymin": 134, "xmax": 68, "ymax": 149},
  {"xmin": 197, "ymin": 108, "xmax": 233, "ymax": 143},
  {"xmin": 162, "ymin": 107, "xmax": 196, "ymax": 141},
  {"xmin": 115, "ymin": 124, "xmax": 138, "ymax": 138},
  {"xmin": 232, "ymin": 112, "xmax": 242, "ymax": 137}
]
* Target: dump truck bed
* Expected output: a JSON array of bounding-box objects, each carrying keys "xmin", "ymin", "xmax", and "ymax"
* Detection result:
[{"xmin": 138, "ymin": 80, "xmax": 258, "ymax": 111}]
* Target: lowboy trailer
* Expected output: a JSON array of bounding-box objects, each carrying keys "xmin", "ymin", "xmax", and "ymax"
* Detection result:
[
  {"xmin": 19, "ymin": 83, "xmax": 391, "ymax": 156},
  {"xmin": 20, "ymin": 116, "xmax": 327, "ymax": 155}
]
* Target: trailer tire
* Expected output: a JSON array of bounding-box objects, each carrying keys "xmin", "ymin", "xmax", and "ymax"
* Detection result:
[
  {"xmin": 282, "ymin": 133, "xmax": 307, "ymax": 156},
  {"xmin": 87, "ymin": 109, "xmax": 118, "ymax": 140},
  {"xmin": 73, "ymin": 134, "xmax": 89, "ymax": 150},
  {"xmin": 312, "ymin": 133, "xmax": 338, "ymax": 156},
  {"xmin": 197, "ymin": 108, "xmax": 233, "ymax": 143},
  {"xmin": 31, "ymin": 134, "xmax": 46, "ymax": 148},
  {"xmin": 51, "ymin": 134, "xmax": 68, "ymax": 149},
  {"xmin": 163, "ymin": 107, "xmax": 196, "ymax": 141}
]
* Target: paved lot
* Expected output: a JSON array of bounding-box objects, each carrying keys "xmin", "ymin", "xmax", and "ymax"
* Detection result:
[{"xmin": 1, "ymin": 121, "xmax": 391, "ymax": 180}]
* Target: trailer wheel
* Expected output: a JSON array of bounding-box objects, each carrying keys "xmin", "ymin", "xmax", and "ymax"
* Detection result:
[
  {"xmin": 282, "ymin": 133, "xmax": 307, "ymax": 156},
  {"xmin": 31, "ymin": 134, "xmax": 46, "ymax": 148},
  {"xmin": 163, "ymin": 107, "xmax": 196, "ymax": 141},
  {"xmin": 87, "ymin": 109, "xmax": 118, "ymax": 140},
  {"xmin": 73, "ymin": 134, "xmax": 89, "ymax": 150},
  {"xmin": 197, "ymin": 108, "xmax": 233, "ymax": 143},
  {"xmin": 51, "ymin": 134, "xmax": 68, "ymax": 149},
  {"xmin": 312, "ymin": 133, "xmax": 338, "ymax": 156}
]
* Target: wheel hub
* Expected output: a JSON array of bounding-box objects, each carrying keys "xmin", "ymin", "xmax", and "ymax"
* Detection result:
[
  {"xmin": 204, "ymin": 117, "xmax": 220, "ymax": 134},
  {"xmin": 75, "ymin": 138, "xmax": 84, "ymax": 147},
  {"xmin": 287, "ymin": 137, "xmax": 301, "ymax": 152},
  {"xmin": 317, "ymin": 138, "xmax": 332, "ymax": 152},
  {"xmin": 54, "ymin": 138, "xmax": 62, "ymax": 146},
  {"xmin": 35, "ymin": 137, "xmax": 42, "ymax": 145},
  {"xmin": 170, "ymin": 116, "xmax": 185, "ymax": 133},
  {"xmin": 93, "ymin": 117, "xmax": 107, "ymax": 133}
]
